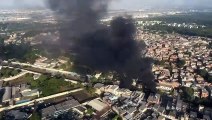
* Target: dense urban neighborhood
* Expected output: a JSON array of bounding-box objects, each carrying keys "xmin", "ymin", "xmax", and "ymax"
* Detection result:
[{"xmin": 0, "ymin": 5, "xmax": 212, "ymax": 120}]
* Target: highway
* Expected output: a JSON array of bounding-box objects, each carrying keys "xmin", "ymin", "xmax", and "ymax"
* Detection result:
[
  {"xmin": 11, "ymin": 61, "xmax": 79, "ymax": 77},
  {"xmin": 1, "ymin": 66, "xmax": 41, "ymax": 82},
  {"xmin": 0, "ymin": 88, "xmax": 83, "ymax": 112},
  {"xmin": 2, "ymin": 71, "xmax": 28, "ymax": 82},
  {"xmin": 1, "ymin": 61, "xmax": 81, "ymax": 81}
]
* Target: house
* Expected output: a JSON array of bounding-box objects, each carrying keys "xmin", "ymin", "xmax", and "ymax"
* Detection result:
[
  {"xmin": 209, "ymin": 71, "xmax": 212, "ymax": 76},
  {"xmin": 204, "ymin": 108, "xmax": 212, "ymax": 117},
  {"xmin": 2, "ymin": 87, "xmax": 12, "ymax": 103},
  {"xmin": 153, "ymin": 104, "xmax": 159, "ymax": 111},
  {"xmin": 100, "ymin": 85, "xmax": 119, "ymax": 95},
  {"xmin": 196, "ymin": 76, "xmax": 204, "ymax": 84},
  {"xmin": 158, "ymin": 115, "xmax": 165, "ymax": 120},
  {"xmin": 203, "ymin": 115, "xmax": 211, "ymax": 120},
  {"xmin": 158, "ymin": 81, "xmax": 180, "ymax": 88},
  {"xmin": 21, "ymin": 89, "xmax": 39, "ymax": 97},
  {"xmin": 158, "ymin": 106, "xmax": 165, "ymax": 114},
  {"xmin": 199, "ymin": 105, "xmax": 204, "ymax": 113},
  {"xmin": 33, "ymin": 74, "xmax": 41, "ymax": 80},
  {"xmin": 208, "ymin": 87, "xmax": 212, "ymax": 99},
  {"xmin": 166, "ymin": 100, "xmax": 173, "ymax": 110},
  {"xmin": 157, "ymin": 84, "xmax": 173, "ymax": 91},
  {"xmin": 172, "ymin": 73, "xmax": 178, "ymax": 79},
  {"xmin": 128, "ymin": 107, "xmax": 137, "ymax": 115},
  {"xmin": 165, "ymin": 111, "xmax": 176, "ymax": 120},
  {"xmin": 94, "ymin": 83, "xmax": 104, "ymax": 89},
  {"xmin": 130, "ymin": 91, "xmax": 145, "ymax": 100},
  {"xmin": 12, "ymin": 86, "xmax": 21, "ymax": 101},
  {"xmin": 73, "ymin": 106, "xmax": 87, "ymax": 115},
  {"xmin": 176, "ymin": 99, "xmax": 183, "ymax": 111},
  {"xmin": 201, "ymin": 88, "xmax": 209, "ymax": 98},
  {"xmin": 5, "ymin": 110, "xmax": 29, "ymax": 120},
  {"xmin": 189, "ymin": 111, "xmax": 197, "ymax": 118},
  {"xmin": 87, "ymin": 98, "xmax": 109, "ymax": 112},
  {"xmin": 42, "ymin": 105, "xmax": 56, "ymax": 120},
  {"xmin": 116, "ymin": 88, "xmax": 132, "ymax": 97},
  {"xmin": 94, "ymin": 83, "xmax": 104, "ymax": 94},
  {"xmin": 123, "ymin": 113, "xmax": 133, "ymax": 120},
  {"xmin": 42, "ymin": 98, "xmax": 79, "ymax": 119},
  {"xmin": 20, "ymin": 84, "xmax": 30, "ymax": 92},
  {"xmin": 139, "ymin": 102, "xmax": 147, "ymax": 112},
  {"xmin": 193, "ymin": 87, "xmax": 201, "ymax": 98},
  {"xmin": 0, "ymin": 80, "xmax": 3, "ymax": 88},
  {"xmin": 184, "ymin": 81, "xmax": 192, "ymax": 87},
  {"xmin": 100, "ymin": 85, "xmax": 132, "ymax": 97},
  {"xmin": 147, "ymin": 93, "xmax": 161, "ymax": 104},
  {"xmin": 95, "ymin": 73, "xmax": 102, "ymax": 79},
  {"xmin": 103, "ymin": 92, "xmax": 117, "ymax": 103}
]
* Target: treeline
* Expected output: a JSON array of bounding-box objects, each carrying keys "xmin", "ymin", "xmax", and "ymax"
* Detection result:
[
  {"xmin": 144, "ymin": 25, "xmax": 212, "ymax": 38},
  {"xmin": 0, "ymin": 67, "xmax": 21, "ymax": 78},
  {"xmin": 0, "ymin": 22, "xmax": 57, "ymax": 32},
  {"xmin": 0, "ymin": 39, "xmax": 39, "ymax": 63},
  {"xmin": 141, "ymin": 12, "xmax": 212, "ymax": 27}
]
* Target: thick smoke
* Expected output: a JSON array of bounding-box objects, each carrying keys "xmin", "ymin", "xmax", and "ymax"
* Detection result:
[{"xmin": 47, "ymin": 0, "xmax": 156, "ymax": 92}]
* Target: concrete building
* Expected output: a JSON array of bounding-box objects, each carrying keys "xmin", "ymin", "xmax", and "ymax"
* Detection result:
[
  {"xmin": 42, "ymin": 98, "xmax": 79, "ymax": 120},
  {"xmin": 87, "ymin": 98, "xmax": 108, "ymax": 112},
  {"xmin": 201, "ymin": 88, "xmax": 209, "ymax": 98},
  {"xmin": 2, "ymin": 87, "xmax": 12, "ymax": 103},
  {"xmin": 21, "ymin": 89, "xmax": 39, "ymax": 97},
  {"xmin": 5, "ymin": 110, "xmax": 29, "ymax": 120},
  {"xmin": 147, "ymin": 93, "xmax": 161, "ymax": 104},
  {"xmin": 176, "ymin": 99, "xmax": 183, "ymax": 111}
]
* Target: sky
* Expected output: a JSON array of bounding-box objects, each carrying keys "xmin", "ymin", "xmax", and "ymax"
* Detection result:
[
  {"xmin": 0, "ymin": 0, "xmax": 211, "ymax": 10},
  {"xmin": 109, "ymin": 0, "xmax": 212, "ymax": 10}
]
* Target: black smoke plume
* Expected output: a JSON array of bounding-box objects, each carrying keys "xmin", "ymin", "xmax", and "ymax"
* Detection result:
[{"xmin": 47, "ymin": 0, "xmax": 156, "ymax": 92}]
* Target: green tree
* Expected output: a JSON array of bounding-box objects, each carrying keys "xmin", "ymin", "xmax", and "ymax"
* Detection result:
[
  {"xmin": 30, "ymin": 112, "xmax": 41, "ymax": 120},
  {"xmin": 11, "ymin": 69, "xmax": 19, "ymax": 76},
  {"xmin": 113, "ymin": 115, "xmax": 122, "ymax": 120},
  {"xmin": 182, "ymin": 87, "xmax": 194, "ymax": 101},
  {"xmin": 0, "ymin": 67, "xmax": 21, "ymax": 78},
  {"xmin": 27, "ymin": 75, "xmax": 80, "ymax": 97},
  {"xmin": 154, "ymin": 60, "xmax": 166, "ymax": 66},
  {"xmin": 85, "ymin": 86, "xmax": 96, "ymax": 95},
  {"xmin": 86, "ymin": 108, "xmax": 94, "ymax": 115},
  {"xmin": 199, "ymin": 69, "xmax": 208, "ymax": 77},
  {"xmin": 177, "ymin": 59, "xmax": 186, "ymax": 68},
  {"xmin": 2, "ymin": 42, "xmax": 40, "ymax": 63}
]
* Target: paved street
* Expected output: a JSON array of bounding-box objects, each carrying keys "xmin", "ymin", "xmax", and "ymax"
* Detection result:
[
  {"xmin": 0, "ymin": 88, "xmax": 83, "ymax": 112},
  {"xmin": 11, "ymin": 61, "xmax": 79, "ymax": 77}
]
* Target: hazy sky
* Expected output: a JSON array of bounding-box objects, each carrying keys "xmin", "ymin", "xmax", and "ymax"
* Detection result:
[
  {"xmin": 0, "ymin": 0, "xmax": 211, "ymax": 10},
  {"xmin": 110, "ymin": 0, "xmax": 212, "ymax": 10}
]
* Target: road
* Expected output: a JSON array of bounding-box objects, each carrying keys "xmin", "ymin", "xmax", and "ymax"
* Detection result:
[
  {"xmin": 1, "ymin": 66, "xmax": 41, "ymax": 82},
  {"xmin": 11, "ymin": 61, "xmax": 79, "ymax": 77},
  {"xmin": 1, "ymin": 65, "xmax": 79, "ymax": 84},
  {"xmin": 2, "ymin": 67, "xmax": 77, "ymax": 84},
  {"xmin": 1, "ymin": 61, "xmax": 81, "ymax": 81},
  {"xmin": 2, "ymin": 72, "xmax": 28, "ymax": 82},
  {"xmin": 0, "ymin": 88, "xmax": 83, "ymax": 112},
  {"xmin": 0, "ymin": 61, "xmax": 84, "ymax": 112}
]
